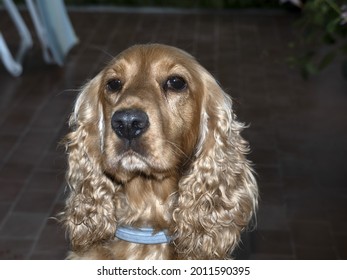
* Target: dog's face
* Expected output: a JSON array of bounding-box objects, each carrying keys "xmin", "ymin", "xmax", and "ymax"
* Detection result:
[{"xmin": 98, "ymin": 45, "xmax": 204, "ymax": 182}]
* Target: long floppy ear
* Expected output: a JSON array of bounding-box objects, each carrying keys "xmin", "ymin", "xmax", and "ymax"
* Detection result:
[
  {"xmin": 61, "ymin": 74, "xmax": 118, "ymax": 251},
  {"xmin": 173, "ymin": 69, "xmax": 258, "ymax": 259}
]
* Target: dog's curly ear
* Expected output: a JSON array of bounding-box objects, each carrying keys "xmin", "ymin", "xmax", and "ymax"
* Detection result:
[
  {"xmin": 173, "ymin": 68, "xmax": 258, "ymax": 259},
  {"xmin": 61, "ymin": 74, "xmax": 117, "ymax": 251}
]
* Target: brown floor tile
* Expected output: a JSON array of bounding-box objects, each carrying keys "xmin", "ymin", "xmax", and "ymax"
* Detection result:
[
  {"xmin": 295, "ymin": 245, "xmax": 337, "ymax": 260},
  {"xmin": 334, "ymin": 234, "xmax": 347, "ymax": 259},
  {"xmin": 258, "ymin": 184, "xmax": 284, "ymax": 205},
  {"xmin": 0, "ymin": 202, "xmax": 11, "ymax": 225},
  {"xmin": 256, "ymin": 165, "xmax": 282, "ymax": 186},
  {"xmin": 0, "ymin": 133, "xmax": 19, "ymax": 161},
  {"xmin": 25, "ymin": 169, "xmax": 64, "ymax": 193},
  {"xmin": 249, "ymin": 147, "xmax": 279, "ymax": 167},
  {"xmin": 0, "ymin": 238, "xmax": 33, "ymax": 260},
  {"xmin": 290, "ymin": 221, "xmax": 334, "ymax": 248},
  {"xmin": 0, "ymin": 161, "xmax": 34, "ymax": 183},
  {"xmin": 251, "ymin": 230, "xmax": 294, "ymax": 257},
  {"xmin": 257, "ymin": 204, "xmax": 288, "ymax": 231},
  {"xmin": 36, "ymin": 151, "xmax": 67, "ymax": 172},
  {"xmin": 0, "ymin": 212, "xmax": 46, "ymax": 239},
  {"xmin": 13, "ymin": 190, "xmax": 57, "ymax": 213},
  {"xmin": 31, "ymin": 219, "xmax": 68, "ymax": 259},
  {"xmin": 286, "ymin": 196, "xmax": 329, "ymax": 221},
  {"xmin": 0, "ymin": 180, "xmax": 23, "ymax": 203}
]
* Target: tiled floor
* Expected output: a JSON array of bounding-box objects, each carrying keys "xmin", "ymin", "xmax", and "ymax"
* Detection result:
[{"xmin": 0, "ymin": 7, "xmax": 346, "ymax": 260}]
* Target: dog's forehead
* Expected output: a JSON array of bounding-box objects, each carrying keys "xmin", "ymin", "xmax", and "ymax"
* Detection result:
[
  {"xmin": 122, "ymin": 44, "xmax": 190, "ymax": 60},
  {"xmin": 110, "ymin": 44, "xmax": 194, "ymax": 72}
]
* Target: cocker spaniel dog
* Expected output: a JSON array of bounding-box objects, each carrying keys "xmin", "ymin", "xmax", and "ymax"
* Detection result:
[{"xmin": 61, "ymin": 44, "xmax": 258, "ymax": 260}]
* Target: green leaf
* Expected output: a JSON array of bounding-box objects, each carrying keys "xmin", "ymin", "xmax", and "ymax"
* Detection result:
[
  {"xmin": 318, "ymin": 51, "xmax": 336, "ymax": 70},
  {"xmin": 305, "ymin": 62, "xmax": 318, "ymax": 75},
  {"xmin": 301, "ymin": 62, "xmax": 318, "ymax": 79},
  {"xmin": 326, "ymin": 18, "xmax": 340, "ymax": 35}
]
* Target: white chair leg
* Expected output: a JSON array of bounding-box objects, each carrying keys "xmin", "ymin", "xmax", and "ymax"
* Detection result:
[
  {"xmin": 3, "ymin": 0, "xmax": 33, "ymax": 59},
  {"xmin": 0, "ymin": 33, "xmax": 23, "ymax": 77},
  {"xmin": 25, "ymin": 0, "xmax": 54, "ymax": 64},
  {"xmin": 1, "ymin": 0, "xmax": 33, "ymax": 76},
  {"xmin": 25, "ymin": 0, "xmax": 78, "ymax": 66}
]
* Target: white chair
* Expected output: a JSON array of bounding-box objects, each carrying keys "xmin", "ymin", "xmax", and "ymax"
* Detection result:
[
  {"xmin": 0, "ymin": 0, "xmax": 33, "ymax": 76},
  {"xmin": 1, "ymin": 0, "xmax": 78, "ymax": 76},
  {"xmin": 26, "ymin": 0, "xmax": 79, "ymax": 66}
]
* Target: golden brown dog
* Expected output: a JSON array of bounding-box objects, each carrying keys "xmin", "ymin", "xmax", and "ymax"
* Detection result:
[{"xmin": 61, "ymin": 44, "xmax": 258, "ymax": 259}]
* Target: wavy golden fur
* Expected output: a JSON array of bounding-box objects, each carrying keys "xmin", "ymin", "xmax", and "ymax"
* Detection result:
[{"xmin": 61, "ymin": 44, "xmax": 258, "ymax": 259}]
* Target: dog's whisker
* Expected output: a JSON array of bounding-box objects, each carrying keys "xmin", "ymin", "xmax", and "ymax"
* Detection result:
[
  {"xmin": 164, "ymin": 140, "xmax": 190, "ymax": 159},
  {"xmin": 87, "ymin": 45, "xmax": 115, "ymax": 59},
  {"xmin": 54, "ymin": 88, "xmax": 80, "ymax": 97}
]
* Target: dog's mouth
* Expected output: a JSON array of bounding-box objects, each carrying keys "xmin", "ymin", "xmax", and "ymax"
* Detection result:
[
  {"xmin": 104, "ymin": 150, "xmax": 151, "ymax": 183},
  {"xmin": 108, "ymin": 148, "xmax": 172, "ymax": 182},
  {"xmin": 118, "ymin": 150, "xmax": 150, "ymax": 172}
]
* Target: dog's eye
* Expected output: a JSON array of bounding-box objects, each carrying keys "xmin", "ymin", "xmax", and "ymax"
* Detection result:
[
  {"xmin": 164, "ymin": 76, "xmax": 187, "ymax": 92},
  {"xmin": 106, "ymin": 79, "xmax": 122, "ymax": 92}
]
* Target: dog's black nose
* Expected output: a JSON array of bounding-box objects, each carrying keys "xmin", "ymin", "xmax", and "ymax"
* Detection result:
[{"xmin": 111, "ymin": 109, "xmax": 149, "ymax": 140}]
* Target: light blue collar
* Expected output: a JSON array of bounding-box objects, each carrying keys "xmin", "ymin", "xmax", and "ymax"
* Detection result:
[{"xmin": 115, "ymin": 226, "xmax": 171, "ymax": 244}]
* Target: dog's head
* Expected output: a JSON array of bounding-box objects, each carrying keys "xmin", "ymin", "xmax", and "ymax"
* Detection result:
[{"xmin": 63, "ymin": 44, "xmax": 258, "ymax": 259}]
